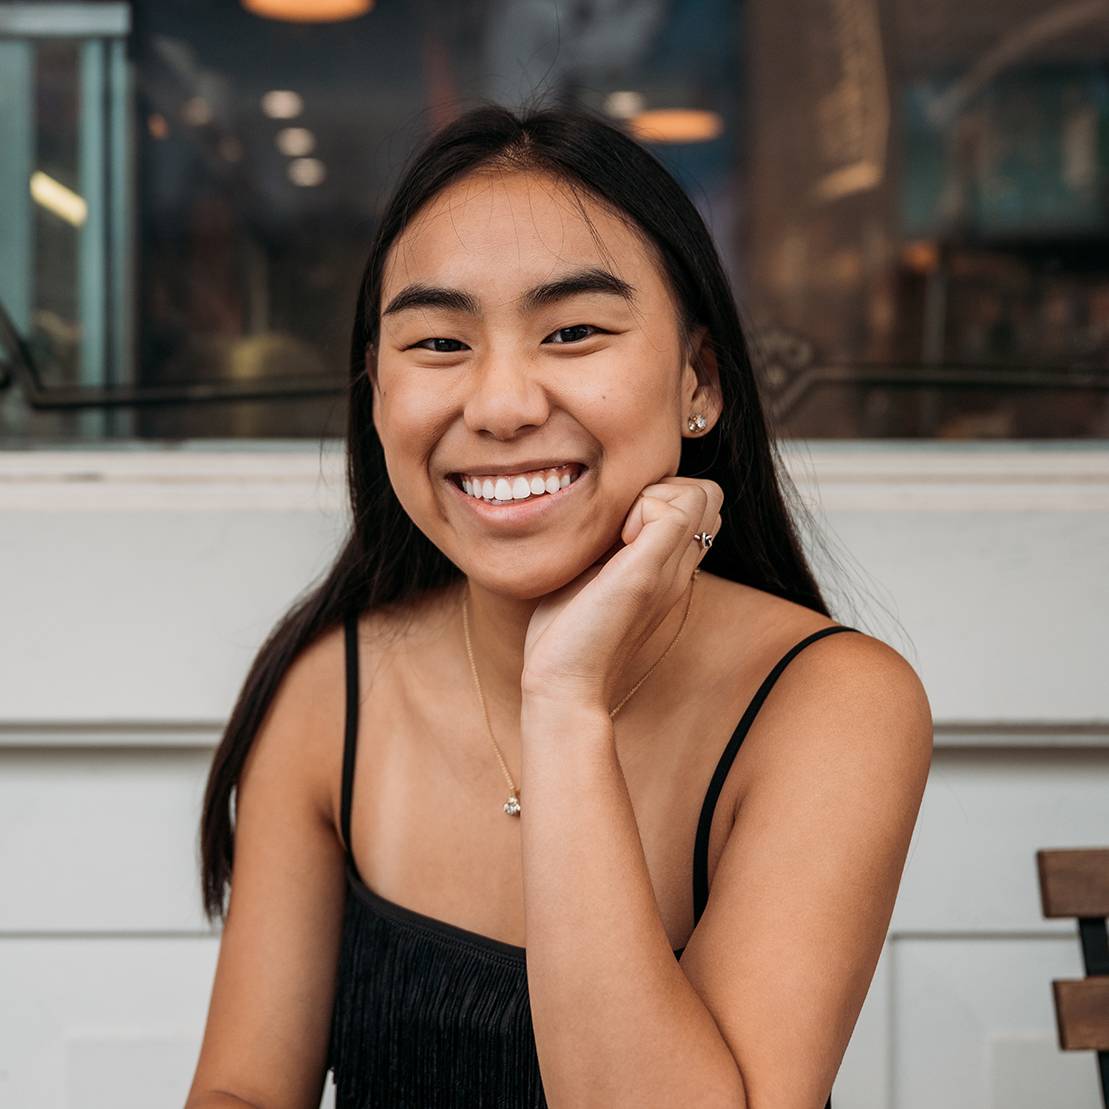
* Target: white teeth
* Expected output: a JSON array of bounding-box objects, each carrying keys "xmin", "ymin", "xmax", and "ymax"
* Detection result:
[{"xmin": 458, "ymin": 465, "xmax": 582, "ymax": 504}]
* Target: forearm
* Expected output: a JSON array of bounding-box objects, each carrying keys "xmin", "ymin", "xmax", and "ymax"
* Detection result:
[{"xmin": 518, "ymin": 698, "xmax": 746, "ymax": 1108}]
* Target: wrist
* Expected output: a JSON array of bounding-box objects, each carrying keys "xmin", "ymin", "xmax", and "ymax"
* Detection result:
[
  {"xmin": 520, "ymin": 666, "xmax": 605, "ymax": 710},
  {"xmin": 519, "ymin": 691, "xmax": 613, "ymax": 743}
]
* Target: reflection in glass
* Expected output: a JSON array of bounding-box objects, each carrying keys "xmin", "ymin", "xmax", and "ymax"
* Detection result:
[{"xmin": 2, "ymin": 0, "xmax": 1107, "ymax": 442}]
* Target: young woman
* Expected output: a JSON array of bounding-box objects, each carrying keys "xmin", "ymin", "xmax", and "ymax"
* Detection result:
[{"xmin": 186, "ymin": 103, "xmax": 933, "ymax": 1109}]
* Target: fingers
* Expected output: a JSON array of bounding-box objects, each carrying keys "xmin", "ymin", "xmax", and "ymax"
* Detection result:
[{"xmin": 633, "ymin": 477, "xmax": 723, "ymax": 588}]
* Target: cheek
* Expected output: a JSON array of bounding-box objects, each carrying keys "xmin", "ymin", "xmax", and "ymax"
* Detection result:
[
  {"xmin": 374, "ymin": 396, "xmax": 447, "ymax": 513},
  {"xmin": 607, "ymin": 342, "xmax": 677, "ymax": 408},
  {"xmin": 592, "ymin": 377, "xmax": 679, "ymax": 457},
  {"xmin": 376, "ymin": 380, "xmax": 443, "ymax": 451},
  {"xmin": 575, "ymin": 350, "xmax": 673, "ymax": 428}
]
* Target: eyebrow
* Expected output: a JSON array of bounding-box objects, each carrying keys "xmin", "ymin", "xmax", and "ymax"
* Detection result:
[{"xmin": 380, "ymin": 266, "xmax": 637, "ymax": 319}]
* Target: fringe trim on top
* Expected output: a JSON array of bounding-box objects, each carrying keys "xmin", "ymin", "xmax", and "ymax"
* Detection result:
[{"xmin": 327, "ymin": 875, "xmax": 548, "ymax": 1109}]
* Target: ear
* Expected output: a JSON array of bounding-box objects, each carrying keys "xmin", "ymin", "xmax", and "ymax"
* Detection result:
[{"xmin": 682, "ymin": 324, "xmax": 723, "ymax": 434}]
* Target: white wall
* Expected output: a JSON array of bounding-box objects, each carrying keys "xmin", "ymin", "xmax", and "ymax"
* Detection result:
[{"xmin": 2, "ymin": 441, "xmax": 1107, "ymax": 1109}]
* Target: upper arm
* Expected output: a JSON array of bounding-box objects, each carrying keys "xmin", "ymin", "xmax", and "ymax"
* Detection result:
[
  {"xmin": 185, "ymin": 625, "xmax": 350, "ymax": 1109},
  {"xmin": 680, "ymin": 633, "xmax": 934, "ymax": 1109}
]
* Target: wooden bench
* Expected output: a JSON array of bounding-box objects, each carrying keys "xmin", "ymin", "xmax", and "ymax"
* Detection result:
[{"xmin": 1036, "ymin": 847, "xmax": 1109, "ymax": 1106}]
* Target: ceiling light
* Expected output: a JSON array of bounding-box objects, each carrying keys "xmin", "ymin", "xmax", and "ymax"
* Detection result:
[
  {"xmin": 29, "ymin": 171, "xmax": 87, "ymax": 226},
  {"xmin": 181, "ymin": 96, "xmax": 212, "ymax": 126},
  {"xmin": 604, "ymin": 91, "xmax": 644, "ymax": 119},
  {"xmin": 261, "ymin": 89, "xmax": 303, "ymax": 119},
  {"xmin": 242, "ymin": 0, "xmax": 373, "ymax": 21},
  {"xmin": 628, "ymin": 109, "xmax": 723, "ymax": 144},
  {"xmin": 288, "ymin": 157, "xmax": 326, "ymax": 186},
  {"xmin": 276, "ymin": 127, "xmax": 315, "ymax": 157}
]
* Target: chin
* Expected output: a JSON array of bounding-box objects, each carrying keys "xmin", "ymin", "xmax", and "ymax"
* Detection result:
[{"xmin": 462, "ymin": 552, "xmax": 605, "ymax": 601}]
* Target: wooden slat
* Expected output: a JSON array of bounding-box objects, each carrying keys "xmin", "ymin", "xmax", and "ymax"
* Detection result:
[
  {"xmin": 1037, "ymin": 849, "xmax": 1109, "ymax": 917},
  {"xmin": 1052, "ymin": 979, "xmax": 1109, "ymax": 1050}
]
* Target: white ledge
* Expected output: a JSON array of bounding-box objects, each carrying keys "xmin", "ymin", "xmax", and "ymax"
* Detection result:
[
  {"xmin": 1, "ymin": 440, "xmax": 1107, "ymax": 511},
  {"xmin": 0, "ymin": 721, "xmax": 1106, "ymax": 748}
]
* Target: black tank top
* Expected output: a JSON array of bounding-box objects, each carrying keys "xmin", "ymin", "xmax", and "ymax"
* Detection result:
[{"xmin": 328, "ymin": 610, "xmax": 857, "ymax": 1107}]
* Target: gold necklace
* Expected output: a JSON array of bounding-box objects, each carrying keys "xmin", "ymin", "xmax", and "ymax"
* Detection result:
[{"xmin": 461, "ymin": 568, "xmax": 700, "ymax": 816}]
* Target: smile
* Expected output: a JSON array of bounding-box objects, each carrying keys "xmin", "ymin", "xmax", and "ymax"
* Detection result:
[
  {"xmin": 457, "ymin": 462, "xmax": 584, "ymax": 501},
  {"xmin": 445, "ymin": 463, "xmax": 589, "ymax": 524}
]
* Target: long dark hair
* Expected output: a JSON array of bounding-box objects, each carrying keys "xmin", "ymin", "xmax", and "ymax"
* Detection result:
[{"xmin": 198, "ymin": 100, "xmax": 836, "ymax": 925}]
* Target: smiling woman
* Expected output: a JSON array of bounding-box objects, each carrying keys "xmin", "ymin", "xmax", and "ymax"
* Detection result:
[
  {"xmin": 186, "ymin": 100, "xmax": 931, "ymax": 1109},
  {"xmin": 369, "ymin": 168, "xmax": 724, "ymax": 586}
]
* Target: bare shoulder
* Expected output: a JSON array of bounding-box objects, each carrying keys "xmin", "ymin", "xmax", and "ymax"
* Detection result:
[
  {"xmin": 263, "ymin": 605, "xmax": 407, "ymax": 828},
  {"xmin": 696, "ymin": 574, "xmax": 934, "ymax": 802},
  {"xmin": 240, "ymin": 618, "xmax": 351, "ymax": 830},
  {"xmin": 769, "ymin": 612, "xmax": 934, "ymax": 737},
  {"xmin": 705, "ymin": 570, "xmax": 928, "ymax": 700},
  {"xmin": 746, "ymin": 610, "xmax": 933, "ymax": 787},
  {"xmin": 293, "ymin": 585, "xmax": 465, "ymax": 836}
]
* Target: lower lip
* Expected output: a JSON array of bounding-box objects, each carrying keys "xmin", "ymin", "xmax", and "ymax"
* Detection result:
[{"xmin": 446, "ymin": 467, "xmax": 590, "ymax": 525}]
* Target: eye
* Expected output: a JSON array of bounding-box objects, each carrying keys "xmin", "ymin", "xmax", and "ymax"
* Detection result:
[
  {"xmin": 408, "ymin": 337, "xmax": 468, "ymax": 353},
  {"xmin": 544, "ymin": 324, "xmax": 605, "ymax": 345},
  {"xmin": 406, "ymin": 324, "xmax": 607, "ymax": 353}
]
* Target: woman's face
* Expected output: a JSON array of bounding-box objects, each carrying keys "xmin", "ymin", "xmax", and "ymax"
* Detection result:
[{"xmin": 371, "ymin": 168, "xmax": 717, "ymax": 598}]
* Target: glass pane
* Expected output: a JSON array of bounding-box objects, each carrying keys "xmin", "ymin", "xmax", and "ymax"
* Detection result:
[
  {"xmin": 2, "ymin": 0, "xmax": 1107, "ymax": 442},
  {"xmin": 742, "ymin": 0, "xmax": 1109, "ymax": 437}
]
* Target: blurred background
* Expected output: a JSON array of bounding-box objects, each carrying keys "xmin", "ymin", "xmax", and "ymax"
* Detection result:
[
  {"xmin": 5, "ymin": 0, "xmax": 1109, "ymax": 440},
  {"xmin": 1, "ymin": 2, "xmax": 1107, "ymax": 1107}
]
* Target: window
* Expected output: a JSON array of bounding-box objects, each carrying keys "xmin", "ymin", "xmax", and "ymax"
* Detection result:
[{"xmin": 2, "ymin": 0, "xmax": 1106, "ymax": 442}]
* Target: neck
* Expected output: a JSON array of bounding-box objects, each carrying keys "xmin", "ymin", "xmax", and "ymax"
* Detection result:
[{"xmin": 455, "ymin": 571, "xmax": 699, "ymax": 750}]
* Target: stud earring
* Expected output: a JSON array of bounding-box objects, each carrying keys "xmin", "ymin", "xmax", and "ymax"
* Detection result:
[{"xmin": 687, "ymin": 413, "xmax": 707, "ymax": 433}]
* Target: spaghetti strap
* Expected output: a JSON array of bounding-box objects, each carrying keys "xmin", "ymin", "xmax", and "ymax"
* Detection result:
[
  {"xmin": 690, "ymin": 623, "xmax": 859, "ymax": 1109},
  {"xmin": 691, "ymin": 624, "xmax": 861, "ymax": 926},
  {"xmin": 340, "ymin": 610, "xmax": 361, "ymax": 876}
]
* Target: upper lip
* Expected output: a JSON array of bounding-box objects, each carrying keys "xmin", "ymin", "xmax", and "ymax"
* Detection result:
[{"xmin": 449, "ymin": 459, "xmax": 587, "ymax": 477}]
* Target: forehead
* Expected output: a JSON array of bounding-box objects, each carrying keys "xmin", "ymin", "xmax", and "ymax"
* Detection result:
[{"xmin": 380, "ymin": 169, "xmax": 661, "ymax": 306}]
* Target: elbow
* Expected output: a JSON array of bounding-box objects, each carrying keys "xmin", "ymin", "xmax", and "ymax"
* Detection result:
[
  {"xmin": 184, "ymin": 1091, "xmax": 267, "ymax": 1109},
  {"xmin": 718, "ymin": 1063, "xmax": 748, "ymax": 1108}
]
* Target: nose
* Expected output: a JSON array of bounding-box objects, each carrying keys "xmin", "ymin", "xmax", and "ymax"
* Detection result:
[{"xmin": 462, "ymin": 348, "xmax": 551, "ymax": 440}]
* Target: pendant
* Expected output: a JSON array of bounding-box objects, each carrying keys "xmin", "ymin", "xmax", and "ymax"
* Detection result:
[{"xmin": 504, "ymin": 794, "xmax": 521, "ymax": 816}]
